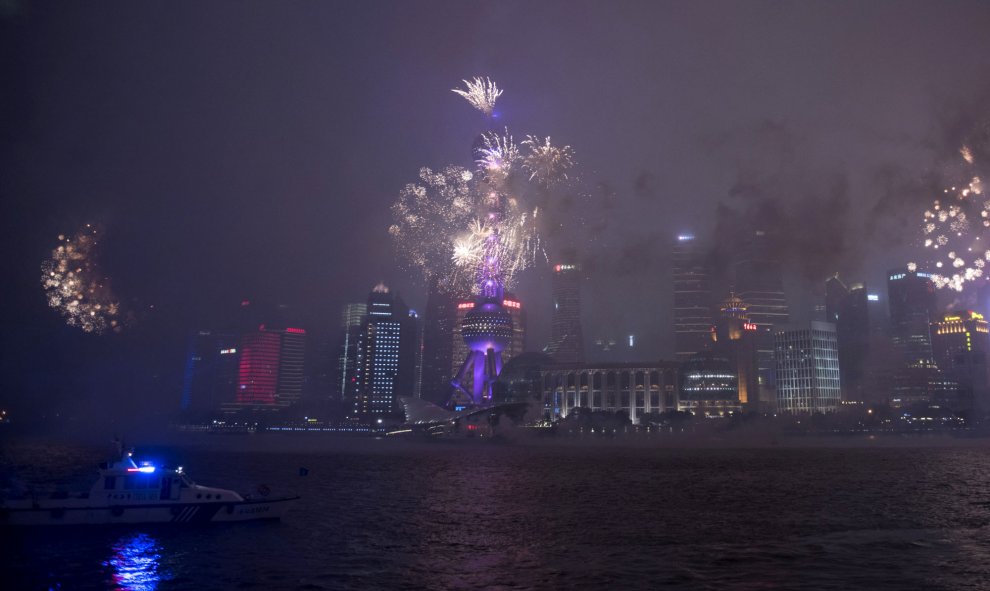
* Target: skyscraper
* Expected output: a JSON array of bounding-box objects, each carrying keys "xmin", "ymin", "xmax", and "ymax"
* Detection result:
[
  {"xmin": 336, "ymin": 302, "xmax": 367, "ymax": 402},
  {"xmin": 235, "ymin": 328, "xmax": 283, "ymax": 406},
  {"xmin": 353, "ymin": 283, "xmax": 419, "ymax": 417},
  {"xmin": 713, "ymin": 294, "xmax": 759, "ymax": 408},
  {"xmin": 420, "ymin": 282, "xmax": 461, "ymax": 404},
  {"xmin": 673, "ymin": 234, "xmax": 713, "ymax": 360},
  {"xmin": 824, "ymin": 275, "xmax": 870, "ymax": 402},
  {"xmin": 229, "ymin": 324, "xmax": 307, "ymax": 410},
  {"xmin": 887, "ymin": 268, "xmax": 936, "ymax": 365},
  {"xmin": 545, "ymin": 263, "xmax": 584, "ymax": 362},
  {"xmin": 734, "ymin": 229, "xmax": 789, "ymax": 404},
  {"xmin": 179, "ymin": 330, "xmax": 240, "ymax": 415},
  {"xmin": 931, "ymin": 310, "xmax": 990, "ymax": 411},
  {"xmin": 275, "ymin": 327, "xmax": 306, "ymax": 407},
  {"xmin": 773, "ymin": 321, "xmax": 841, "ymax": 414}
]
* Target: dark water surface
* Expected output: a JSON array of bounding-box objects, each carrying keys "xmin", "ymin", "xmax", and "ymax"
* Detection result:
[{"xmin": 4, "ymin": 437, "xmax": 990, "ymax": 590}]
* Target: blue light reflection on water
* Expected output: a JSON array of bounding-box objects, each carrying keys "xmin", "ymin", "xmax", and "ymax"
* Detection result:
[{"xmin": 103, "ymin": 532, "xmax": 166, "ymax": 591}]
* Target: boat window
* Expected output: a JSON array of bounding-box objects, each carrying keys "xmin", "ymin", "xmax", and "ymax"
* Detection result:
[
  {"xmin": 104, "ymin": 476, "xmax": 116, "ymax": 490},
  {"xmin": 123, "ymin": 475, "xmax": 159, "ymax": 490}
]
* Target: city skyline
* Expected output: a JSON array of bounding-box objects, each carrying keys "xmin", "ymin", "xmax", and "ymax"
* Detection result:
[
  {"xmin": 5, "ymin": 1, "xmax": 990, "ymax": 423},
  {"xmin": 9, "ymin": 5, "xmax": 990, "ymax": 590}
]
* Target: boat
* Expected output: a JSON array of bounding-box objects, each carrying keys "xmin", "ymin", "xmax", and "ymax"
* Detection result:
[{"xmin": 0, "ymin": 449, "xmax": 299, "ymax": 526}]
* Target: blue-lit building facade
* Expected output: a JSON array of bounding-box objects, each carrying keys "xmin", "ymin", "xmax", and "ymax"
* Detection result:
[
  {"xmin": 180, "ymin": 330, "xmax": 241, "ymax": 417},
  {"xmin": 353, "ymin": 284, "xmax": 419, "ymax": 417},
  {"xmin": 773, "ymin": 321, "xmax": 841, "ymax": 414}
]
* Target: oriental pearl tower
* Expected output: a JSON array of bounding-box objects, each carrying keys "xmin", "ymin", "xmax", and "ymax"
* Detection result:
[{"xmin": 450, "ymin": 220, "xmax": 514, "ymax": 407}]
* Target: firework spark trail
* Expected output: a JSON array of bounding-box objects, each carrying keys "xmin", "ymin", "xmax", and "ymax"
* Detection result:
[
  {"xmin": 451, "ymin": 77, "xmax": 502, "ymax": 116},
  {"xmin": 522, "ymin": 136, "xmax": 575, "ymax": 187},
  {"xmin": 41, "ymin": 224, "xmax": 122, "ymax": 333}
]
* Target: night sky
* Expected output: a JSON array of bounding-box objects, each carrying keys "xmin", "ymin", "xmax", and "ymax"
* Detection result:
[{"xmin": 3, "ymin": 1, "xmax": 990, "ymax": 422}]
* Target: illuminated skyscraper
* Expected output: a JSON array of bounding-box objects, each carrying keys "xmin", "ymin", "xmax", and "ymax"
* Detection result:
[
  {"xmin": 353, "ymin": 284, "xmax": 419, "ymax": 416},
  {"xmin": 673, "ymin": 234, "xmax": 713, "ymax": 360},
  {"xmin": 733, "ymin": 229, "xmax": 789, "ymax": 404},
  {"xmin": 887, "ymin": 267, "xmax": 936, "ymax": 365},
  {"xmin": 545, "ymin": 263, "xmax": 584, "ymax": 362},
  {"xmin": 235, "ymin": 328, "xmax": 283, "ymax": 406},
  {"xmin": 713, "ymin": 294, "xmax": 759, "ymax": 408},
  {"xmin": 336, "ymin": 302, "xmax": 367, "ymax": 401},
  {"xmin": 229, "ymin": 324, "xmax": 307, "ymax": 410},
  {"xmin": 275, "ymin": 327, "xmax": 306, "ymax": 407},
  {"xmin": 931, "ymin": 311, "xmax": 990, "ymax": 410},
  {"xmin": 774, "ymin": 321, "xmax": 841, "ymax": 414},
  {"xmin": 179, "ymin": 330, "xmax": 240, "ymax": 415}
]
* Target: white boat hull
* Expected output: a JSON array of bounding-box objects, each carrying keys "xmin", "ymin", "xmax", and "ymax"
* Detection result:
[{"xmin": 1, "ymin": 496, "xmax": 298, "ymax": 526}]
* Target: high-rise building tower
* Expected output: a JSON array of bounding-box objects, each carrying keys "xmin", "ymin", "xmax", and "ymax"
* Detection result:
[
  {"xmin": 713, "ymin": 294, "xmax": 759, "ymax": 408},
  {"xmin": 774, "ymin": 321, "xmax": 841, "ymax": 414},
  {"xmin": 825, "ymin": 275, "xmax": 871, "ymax": 402},
  {"xmin": 887, "ymin": 268, "xmax": 937, "ymax": 365},
  {"xmin": 179, "ymin": 330, "xmax": 241, "ymax": 415},
  {"xmin": 503, "ymin": 294, "xmax": 527, "ymax": 361},
  {"xmin": 931, "ymin": 310, "xmax": 990, "ymax": 411},
  {"xmin": 275, "ymin": 327, "xmax": 306, "ymax": 407},
  {"xmin": 235, "ymin": 328, "xmax": 283, "ymax": 407},
  {"xmin": 228, "ymin": 324, "xmax": 307, "ymax": 410},
  {"xmin": 545, "ymin": 263, "xmax": 584, "ymax": 362},
  {"xmin": 673, "ymin": 234, "xmax": 714, "ymax": 360},
  {"xmin": 733, "ymin": 229, "xmax": 789, "ymax": 404},
  {"xmin": 336, "ymin": 302, "xmax": 367, "ymax": 402},
  {"xmin": 353, "ymin": 284, "xmax": 418, "ymax": 417},
  {"xmin": 421, "ymin": 283, "xmax": 462, "ymax": 404}
]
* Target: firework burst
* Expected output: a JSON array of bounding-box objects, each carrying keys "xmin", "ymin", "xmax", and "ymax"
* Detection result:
[
  {"xmin": 392, "ymin": 78, "xmax": 572, "ymax": 293},
  {"xmin": 451, "ymin": 77, "xmax": 502, "ymax": 116},
  {"xmin": 915, "ymin": 146, "xmax": 987, "ymax": 291},
  {"xmin": 475, "ymin": 128, "xmax": 520, "ymax": 182},
  {"xmin": 522, "ymin": 135, "xmax": 575, "ymax": 186},
  {"xmin": 41, "ymin": 224, "xmax": 122, "ymax": 333}
]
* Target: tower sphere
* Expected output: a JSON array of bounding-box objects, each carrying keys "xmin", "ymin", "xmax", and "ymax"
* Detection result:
[{"xmin": 461, "ymin": 298, "xmax": 513, "ymax": 353}]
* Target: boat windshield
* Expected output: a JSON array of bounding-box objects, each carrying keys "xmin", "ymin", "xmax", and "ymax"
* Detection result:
[{"xmin": 180, "ymin": 474, "xmax": 195, "ymax": 487}]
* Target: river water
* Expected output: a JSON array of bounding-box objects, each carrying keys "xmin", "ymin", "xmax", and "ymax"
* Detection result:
[{"xmin": 3, "ymin": 436, "xmax": 990, "ymax": 590}]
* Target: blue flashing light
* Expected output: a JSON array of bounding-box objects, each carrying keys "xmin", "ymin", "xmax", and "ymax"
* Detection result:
[{"xmin": 127, "ymin": 466, "xmax": 156, "ymax": 474}]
